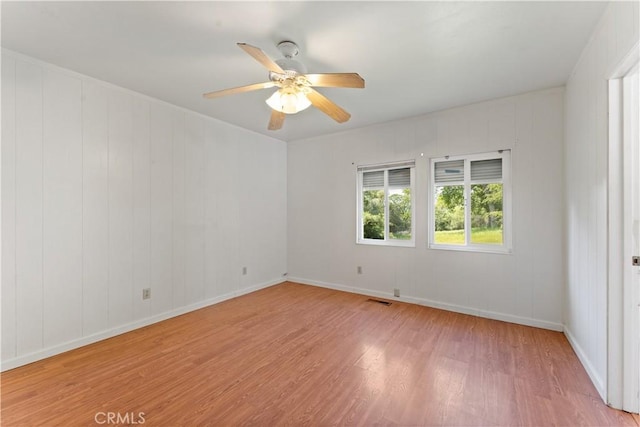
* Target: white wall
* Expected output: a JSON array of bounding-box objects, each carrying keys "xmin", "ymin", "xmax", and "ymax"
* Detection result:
[
  {"xmin": 1, "ymin": 50, "xmax": 288, "ymax": 370},
  {"xmin": 288, "ymin": 87, "xmax": 565, "ymax": 331},
  {"xmin": 564, "ymin": 1, "xmax": 639, "ymax": 402}
]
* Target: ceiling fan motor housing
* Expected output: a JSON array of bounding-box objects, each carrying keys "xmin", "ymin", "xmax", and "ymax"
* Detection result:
[{"xmin": 274, "ymin": 58, "xmax": 307, "ymax": 76}]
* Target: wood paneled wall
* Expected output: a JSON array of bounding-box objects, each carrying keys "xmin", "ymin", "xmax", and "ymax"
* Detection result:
[
  {"xmin": 288, "ymin": 87, "xmax": 565, "ymax": 333},
  {"xmin": 1, "ymin": 51, "xmax": 288, "ymax": 369},
  {"xmin": 564, "ymin": 1, "xmax": 639, "ymax": 401}
]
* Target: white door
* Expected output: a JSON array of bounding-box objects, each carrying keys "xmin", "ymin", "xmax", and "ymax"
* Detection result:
[{"xmin": 622, "ymin": 62, "xmax": 639, "ymax": 413}]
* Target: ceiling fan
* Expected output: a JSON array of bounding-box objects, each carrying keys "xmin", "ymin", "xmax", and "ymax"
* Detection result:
[{"xmin": 203, "ymin": 41, "xmax": 365, "ymax": 130}]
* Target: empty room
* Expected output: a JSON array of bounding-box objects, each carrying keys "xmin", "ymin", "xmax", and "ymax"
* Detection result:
[{"xmin": 1, "ymin": 1, "xmax": 639, "ymax": 425}]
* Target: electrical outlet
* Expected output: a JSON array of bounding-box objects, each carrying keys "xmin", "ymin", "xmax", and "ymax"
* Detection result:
[
  {"xmin": 242, "ymin": 267, "xmax": 247, "ymax": 275},
  {"xmin": 394, "ymin": 288, "xmax": 400, "ymax": 297},
  {"xmin": 142, "ymin": 288, "xmax": 151, "ymax": 300},
  {"xmin": 357, "ymin": 266, "xmax": 362, "ymax": 274}
]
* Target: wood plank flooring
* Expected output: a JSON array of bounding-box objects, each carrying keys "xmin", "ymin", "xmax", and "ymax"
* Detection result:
[{"xmin": 1, "ymin": 282, "xmax": 635, "ymax": 426}]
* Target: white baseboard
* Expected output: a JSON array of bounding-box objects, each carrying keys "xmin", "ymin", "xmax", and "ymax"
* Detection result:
[
  {"xmin": 563, "ymin": 325, "xmax": 606, "ymax": 401},
  {"xmin": 1, "ymin": 278, "xmax": 285, "ymax": 372},
  {"xmin": 288, "ymin": 276, "xmax": 564, "ymax": 332}
]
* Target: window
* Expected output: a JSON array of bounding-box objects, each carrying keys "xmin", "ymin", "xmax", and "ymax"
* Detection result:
[
  {"xmin": 430, "ymin": 150, "xmax": 511, "ymax": 253},
  {"xmin": 357, "ymin": 160, "xmax": 415, "ymax": 246}
]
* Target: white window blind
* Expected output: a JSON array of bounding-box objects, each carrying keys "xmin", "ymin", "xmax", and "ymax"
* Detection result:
[
  {"xmin": 363, "ymin": 170, "xmax": 384, "ymax": 189},
  {"xmin": 470, "ymin": 158, "xmax": 502, "ymax": 181},
  {"xmin": 434, "ymin": 160, "xmax": 464, "ymax": 183},
  {"xmin": 388, "ymin": 168, "xmax": 411, "ymax": 188}
]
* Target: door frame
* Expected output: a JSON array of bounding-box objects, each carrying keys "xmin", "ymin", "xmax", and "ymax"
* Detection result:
[{"xmin": 608, "ymin": 41, "xmax": 639, "ymax": 412}]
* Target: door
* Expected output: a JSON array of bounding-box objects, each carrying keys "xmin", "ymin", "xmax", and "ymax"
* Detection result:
[{"xmin": 623, "ymin": 62, "xmax": 639, "ymax": 413}]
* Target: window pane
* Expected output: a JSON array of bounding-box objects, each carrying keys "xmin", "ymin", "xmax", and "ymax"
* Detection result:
[
  {"xmin": 470, "ymin": 183, "xmax": 503, "ymax": 244},
  {"xmin": 434, "ymin": 185, "xmax": 465, "ymax": 244},
  {"xmin": 363, "ymin": 189, "xmax": 385, "ymax": 239},
  {"xmin": 389, "ymin": 188, "xmax": 411, "ymax": 240}
]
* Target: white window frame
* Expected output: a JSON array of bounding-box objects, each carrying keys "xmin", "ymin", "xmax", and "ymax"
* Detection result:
[
  {"xmin": 429, "ymin": 150, "xmax": 512, "ymax": 254},
  {"xmin": 356, "ymin": 160, "xmax": 416, "ymax": 247}
]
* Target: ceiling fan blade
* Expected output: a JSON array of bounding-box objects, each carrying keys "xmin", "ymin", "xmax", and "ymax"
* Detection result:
[
  {"xmin": 237, "ymin": 43, "xmax": 284, "ymax": 74},
  {"xmin": 306, "ymin": 89, "xmax": 351, "ymax": 123},
  {"xmin": 203, "ymin": 81, "xmax": 276, "ymax": 99},
  {"xmin": 268, "ymin": 110, "xmax": 286, "ymax": 130},
  {"xmin": 305, "ymin": 73, "xmax": 365, "ymax": 88}
]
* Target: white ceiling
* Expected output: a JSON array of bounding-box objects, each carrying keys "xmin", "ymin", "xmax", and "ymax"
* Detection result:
[{"xmin": 2, "ymin": 1, "xmax": 607, "ymax": 142}]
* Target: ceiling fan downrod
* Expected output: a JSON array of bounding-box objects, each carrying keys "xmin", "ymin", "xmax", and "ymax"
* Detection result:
[{"xmin": 274, "ymin": 41, "xmax": 307, "ymax": 77}]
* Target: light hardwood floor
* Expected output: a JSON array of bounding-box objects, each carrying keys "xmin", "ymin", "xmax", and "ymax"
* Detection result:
[{"xmin": 1, "ymin": 282, "xmax": 635, "ymax": 426}]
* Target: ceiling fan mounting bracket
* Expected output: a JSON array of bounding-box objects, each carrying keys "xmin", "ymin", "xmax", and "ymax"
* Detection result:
[{"xmin": 277, "ymin": 41, "xmax": 300, "ymax": 59}]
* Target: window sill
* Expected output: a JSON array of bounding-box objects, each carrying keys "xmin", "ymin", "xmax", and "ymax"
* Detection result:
[
  {"xmin": 428, "ymin": 243, "xmax": 512, "ymax": 255},
  {"xmin": 357, "ymin": 239, "xmax": 415, "ymax": 248}
]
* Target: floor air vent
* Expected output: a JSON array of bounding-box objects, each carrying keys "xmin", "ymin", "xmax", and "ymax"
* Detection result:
[{"xmin": 367, "ymin": 298, "xmax": 392, "ymax": 306}]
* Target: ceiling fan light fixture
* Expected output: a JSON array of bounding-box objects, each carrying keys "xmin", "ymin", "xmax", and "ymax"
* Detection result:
[{"xmin": 266, "ymin": 88, "xmax": 311, "ymax": 114}]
